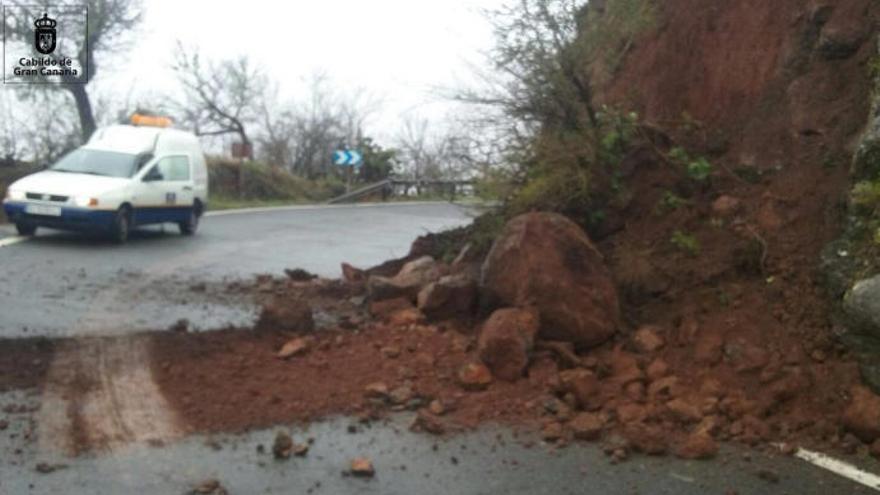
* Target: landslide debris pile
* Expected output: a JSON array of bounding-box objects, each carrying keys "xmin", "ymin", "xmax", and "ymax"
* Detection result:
[
  {"xmin": 152, "ymin": 0, "xmax": 880, "ymax": 466},
  {"xmin": 154, "ymin": 212, "xmax": 876, "ymax": 462}
]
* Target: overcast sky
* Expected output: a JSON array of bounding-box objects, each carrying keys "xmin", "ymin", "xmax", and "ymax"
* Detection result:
[{"xmin": 92, "ymin": 0, "xmax": 507, "ymax": 142}]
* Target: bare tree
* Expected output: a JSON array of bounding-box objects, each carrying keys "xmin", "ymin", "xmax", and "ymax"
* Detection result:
[
  {"xmin": 3, "ymin": 0, "xmax": 143, "ymax": 141},
  {"xmin": 256, "ymin": 73, "xmax": 381, "ymax": 179},
  {"xmin": 173, "ymin": 45, "xmax": 268, "ymax": 152}
]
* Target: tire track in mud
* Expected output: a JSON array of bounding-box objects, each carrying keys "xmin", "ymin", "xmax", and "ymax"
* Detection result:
[
  {"xmin": 36, "ymin": 336, "xmax": 182, "ymax": 456},
  {"xmin": 34, "ymin": 242, "xmax": 224, "ymax": 456}
]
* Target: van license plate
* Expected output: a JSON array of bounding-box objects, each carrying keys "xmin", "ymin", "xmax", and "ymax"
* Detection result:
[{"xmin": 25, "ymin": 204, "xmax": 62, "ymax": 217}]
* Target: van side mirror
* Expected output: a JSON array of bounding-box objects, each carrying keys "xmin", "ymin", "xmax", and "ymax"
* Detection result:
[{"xmin": 143, "ymin": 168, "xmax": 163, "ymax": 182}]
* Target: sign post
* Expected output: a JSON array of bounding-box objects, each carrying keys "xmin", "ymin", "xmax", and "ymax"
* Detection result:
[
  {"xmin": 333, "ymin": 149, "xmax": 363, "ymax": 193},
  {"xmin": 232, "ymin": 142, "xmax": 253, "ymax": 200}
]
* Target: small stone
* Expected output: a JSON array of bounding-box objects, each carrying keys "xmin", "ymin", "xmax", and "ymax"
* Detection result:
[
  {"xmin": 389, "ymin": 385, "xmax": 414, "ymax": 405},
  {"xmin": 457, "ymin": 362, "xmax": 493, "ymax": 391},
  {"xmin": 411, "ymin": 410, "xmax": 446, "ymax": 435},
  {"xmin": 666, "ymin": 398, "xmax": 703, "ymax": 423},
  {"xmin": 632, "ymin": 326, "xmax": 665, "ymax": 353},
  {"xmin": 542, "ymin": 421, "xmax": 565, "ymax": 442},
  {"xmin": 568, "ymin": 413, "xmax": 605, "ymax": 441},
  {"xmin": 191, "ymin": 478, "xmax": 227, "ymax": 494},
  {"xmin": 712, "ymin": 195, "xmax": 741, "ymax": 217},
  {"xmin": 675, "ymin": 432, "xmax": 718, "ymax": 460},
  {"xmin": 380, "ymin": 346, "xmax": 401, "ymax": 359},
  {"xmin": 277, "ymin": 337, "xmax": 310, "ymax": 359},
  {"xmin": 646, "ymin": 358, "xmax": 670, "ymax": 381},
  {"xmin": 350, "ymin": 457, "xmax": 375, "ymax": 477},
  {"xmin": 272, "ymin": 431, "xmax": 294, "ymax": 459},
  {"xmin": 364, "ymin": 382, "xmax": 390, "ymax": 400},
  {"xmin": 34, "ymin": 462, "xmax": 67, "ymax": 474},
  {"xmin": 428, "ymin": 400, "xmax": 446, "ymax": 416}
]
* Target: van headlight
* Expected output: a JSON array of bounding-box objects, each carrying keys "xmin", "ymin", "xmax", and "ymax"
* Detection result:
[
  {"xmin": 74, "ymin": 196, "xmax": 99, "ymax": 207},
  {"xmin": 5, "ymin": 189, "xmax": 24, "ymax": 201}
]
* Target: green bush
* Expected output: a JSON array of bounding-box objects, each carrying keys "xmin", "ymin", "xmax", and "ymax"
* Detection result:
[
  {"xmin": 207, "ymin": 157, "xmax": 340, "ymax": 204},
  {"xmin": 671, "ymin": 230, "xmax": 700, "ymax": 256},
  {"xmin": 668, "ymin": 146, "xmax": 714, "ymax": 182}
]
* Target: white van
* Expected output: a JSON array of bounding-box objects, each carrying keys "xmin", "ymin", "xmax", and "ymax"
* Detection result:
[{"xmin": 2, "ymin": 117, "xmax": 208, "ymax": 243}]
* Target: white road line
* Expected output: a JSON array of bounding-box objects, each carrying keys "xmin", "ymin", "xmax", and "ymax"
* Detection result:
[
  {"xmin": 0, "ymin": 235, "xmax": 27, "ymax": 248},
  {"xmin": 795, "ymin": 448, "xmax": 880, "ymax": 491}
]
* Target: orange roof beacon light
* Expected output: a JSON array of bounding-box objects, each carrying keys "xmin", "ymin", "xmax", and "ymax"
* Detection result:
[{"xmin": 130, "ymin": 113, "xmax": 173, "ymax": 128}]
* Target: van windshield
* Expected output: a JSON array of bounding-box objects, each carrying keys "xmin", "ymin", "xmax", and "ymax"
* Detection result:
[{"xmin": 51, "ymin": 149, "xmax": 140, "ymax": 178}]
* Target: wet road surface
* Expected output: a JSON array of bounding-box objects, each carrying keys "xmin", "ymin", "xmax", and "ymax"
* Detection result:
[
  {"xmin": 0, "ymin": 202, "xmax": 877, "ymax": 494},
  {"xmin": 0, "ymin": 202, "xmax": 477, "ymax": 338}
]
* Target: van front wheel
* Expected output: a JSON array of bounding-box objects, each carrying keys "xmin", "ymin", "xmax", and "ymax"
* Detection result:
[
  {"xmin": 15, "ymin": 222, "xmax": 36, "ymax": 236},
  {"xmin": 111, "ymin": 206, "xmax": 131, "ymax": 244},
  {"xmin": 179, "ymin": 205, "xmax": 200, "ymax": 236}
]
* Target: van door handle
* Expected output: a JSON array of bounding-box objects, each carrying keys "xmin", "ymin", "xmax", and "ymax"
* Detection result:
[{"xmin": 182, "ymin": 186, "xmax": 193, "ymax": 191}]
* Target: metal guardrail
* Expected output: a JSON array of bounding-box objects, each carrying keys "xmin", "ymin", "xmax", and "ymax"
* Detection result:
[
  {"xmin": 327, "ymin": 180, "xmax": 392, "ymax": 204},
  {"xmin": 327, "ymin": 179, "xmax": 475, "ymax": 204}
]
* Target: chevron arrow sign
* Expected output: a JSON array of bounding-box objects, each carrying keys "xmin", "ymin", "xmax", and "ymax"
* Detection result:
[{"xmin": 333, "ymin": 150, "xmax": 363, "ymax": 167}]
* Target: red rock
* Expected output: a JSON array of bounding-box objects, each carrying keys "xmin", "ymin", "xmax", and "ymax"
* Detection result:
[
  {"xmin": 558, "ymin": 369, "xmax": 602, "ymax": 411},
  {"xmin": 666, "ymin": 398, "xmax": 703, "ymax": 423},
  {"xmin": 380, "ymin": 345, "xmax": 401, "ymax": 359},
  {"xmin": 480, "ymin": 212, "xmax": 619, "ymax": 349},
  {"xmin": 457, "ymin": 362, "xmax": 493, "ymax": 391},
  {"xmin": 633, "ymin": 326, "xmax": 666, "ymax": 353},
  {"xmin": 694, "ymin": 331, "xmax": 724, "ymax": 366},
  {"xmin": 616, "ymin": 403, "xmax": 648, "ymax": 424},
  {"xmin": 277, "ymin": 337, "xmax": 310, "ymax": 359},
  {"xmin": 675, "ymin": 432, "xmax": 718, "ymax": 460},
  {"xmin": 477, "ymin": 308, "xmax": 540, "ymax": 381},
  {"xmin": 417, "ymin": 274, "xmax": 477, "ymax": 321},
  {"xmin": 369, "ymin": 297, "xmax": 414, "ymax": 318},
  {"xmin": 842, "ymin": 386, "xmax": 880, "ymax": 443},
  {"xmin": 712, "ymin": 195, "xmax": 741, "ymax": 217},
  {"xmin": 568, "ymin": 412, "xmax": 605, "ymax": 441},
  {"xmin": 625, "ymin": 381, "xmax": 646, "ymax": 402},
  {"xmin": 542, "ymin": 421, "xmax": 565, "ymax": 441},
  {"xmin": 610, "ymin": 349, "xmax": 644, "ymax": 387},
  {"xmin": 364, "ymin": 382, "xmax": 390, "ymax": 400},
  {"xmin": 368, "ymin": 256, "xmax": 441, "ymax": 302},
  {"xmin": 256, "ymin": 298, "xmax": 314, "ymax": 333},
  {"xmin": 648, "ymin": 376, "xmax": 680, "ymax": 400},
  {"xmin": 411, "ymin": 410, "xmax": 446, "ymax": 435},
  {"xmin": 624, "ymin": 423, "xmax": 668, "ymax": 455},
  {"xmin": 341, "ymin": 262, "xmax": 366, "ymax": 282},
  {"xmin": 756, "ymin": 202, "xmax": 783, "ymax": 232},
  {"xmin": 646, "ymin": 358, "xmax": 670, "ymax": 381},
  {"xmin": 387, "ymin": 308, "xmax": 426, "ymax": 327},
  {"xmin": 428, "ymin": 399, "xmax": 446, "ymax": 416},
  {"xmin": 733, "ymin": 343, "xmax": 770, "ymax": 373},
  {"xmin": 350, "ymin": 457, "xmax": 375, "ymax": 477}
]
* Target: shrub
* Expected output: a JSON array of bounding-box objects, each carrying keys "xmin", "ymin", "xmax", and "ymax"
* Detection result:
[
  {"xmin": 668, "ymin": 146, "xmax": 713, "ymax": 182},
  {"xmin": 670, "ymin": 230, "xmax": 700, "ymax": 256}
]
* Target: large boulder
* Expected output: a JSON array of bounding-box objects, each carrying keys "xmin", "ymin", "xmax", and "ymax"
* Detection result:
[
  {"xmin": 417, "ymin": 273, "xmax": 477, "ymax": 321},
  {"xmin": 477, "ymin": 308, "xmax": 540, "ymax": 381},
  {"xmin": 843, "ymin": 275, "xmax": 880, "ymax": 338},
  {"xmin": 843, "ymin": 385, "xmax": 880, "ymax": 443},
  {"xmin": 367, "ymin": 256, "xmax": 442, "ymax": 302},
  {"xmin": 480, "ymin": 212, "xmax": 619, "ymax": 349}
]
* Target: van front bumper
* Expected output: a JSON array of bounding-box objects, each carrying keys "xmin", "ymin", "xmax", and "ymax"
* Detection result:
[{"xmin": 3, "ymin": 201, "xmax": 116, "ymax": 231}]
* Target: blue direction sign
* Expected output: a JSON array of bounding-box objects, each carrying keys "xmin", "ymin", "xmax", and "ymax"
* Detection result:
[{"xmin": 333, "ymin": 150, "xmax": 363, "ymax": 167}]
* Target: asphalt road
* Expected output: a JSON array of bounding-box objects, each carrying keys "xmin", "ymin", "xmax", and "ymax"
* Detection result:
[
  {"xmin": 0, "ymin": 202, "xmax": 478, "ymax": 338},
  {"xmin": 0, "ymin": 201, "xmax": 877, "ymax": 494}
]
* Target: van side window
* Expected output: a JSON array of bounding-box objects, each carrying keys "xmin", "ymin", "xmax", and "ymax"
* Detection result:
[{"xmin": 155, "ymin": 156, "xmax": 191, "ymax": 181}]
